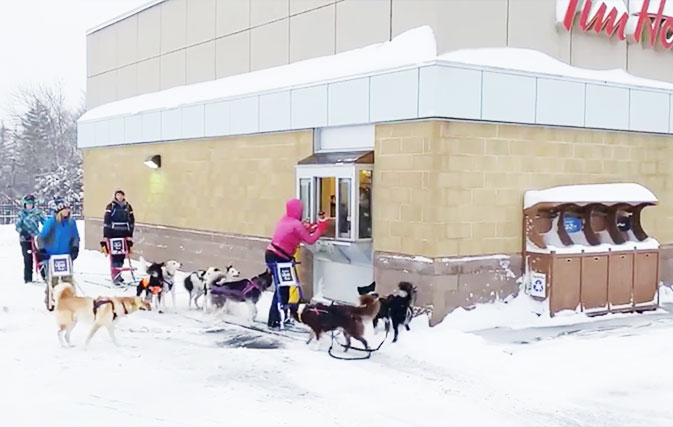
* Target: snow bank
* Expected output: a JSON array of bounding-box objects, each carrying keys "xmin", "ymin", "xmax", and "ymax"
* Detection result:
[
  {"xmin": 660, "ymin": 285, "xmax": 673, "ymax": 303},
  {"xmin": 435, "ymin": 282, "xmax": 668, "ymax": 333}
]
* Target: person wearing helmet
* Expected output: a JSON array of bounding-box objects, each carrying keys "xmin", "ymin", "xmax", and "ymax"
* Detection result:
[
  {"xmin": 35, "ymin": 199, "xmax": 80, "ymax": 279},
  {"xmin": 14, "ymin": 194, "xmax": 46, "ymax": 283},
  {"xmin": 102, "ymin": 189, "xmax": 135, "ymax": 285},
  {"xmin": 35, "ymin": 198, "xmax": 79, "ymax": 308}
]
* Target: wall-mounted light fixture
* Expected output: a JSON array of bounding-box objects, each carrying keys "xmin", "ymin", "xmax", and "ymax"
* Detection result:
[{"xmin": 144, "ymin": 154, "xmax": 161, "ymax": 169}]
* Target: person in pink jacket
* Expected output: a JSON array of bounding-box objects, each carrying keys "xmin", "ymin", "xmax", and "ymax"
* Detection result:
[{"xmin": 266, "ymin": 198, "xmax": 327, "ymax": 328}]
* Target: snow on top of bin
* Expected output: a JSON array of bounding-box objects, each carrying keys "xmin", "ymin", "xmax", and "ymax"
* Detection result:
[
  {"xmin": 80, "ymin": 26, "xmax": 437, "ymax": 122},
  {"xmin": 524, "ymin": 183, "xmax": 658, "ymax": 209}
]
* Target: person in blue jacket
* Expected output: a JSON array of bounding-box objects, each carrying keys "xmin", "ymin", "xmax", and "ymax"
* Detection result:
[
  {"xmin": 36, "ymin": 198, "xmax": 80, "ymax": 281},
  {"xmin": 14, "ymin": 194, "xmax": 46, "ymax": 283}
]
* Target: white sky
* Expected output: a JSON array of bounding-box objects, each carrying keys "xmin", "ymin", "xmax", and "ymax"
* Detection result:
[{"xmin": 0, "ymin": 0, "xmax": 149, "ymax": 123}]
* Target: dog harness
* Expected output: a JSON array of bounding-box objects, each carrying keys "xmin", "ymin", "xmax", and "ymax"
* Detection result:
[
  {"xmin": 93, "ymin": 298, "xmax": 114, "ymax": 319},
  {"xmin": 93, "ymin": 298, "xmax": 129, "ymax": 321},
  {"xmin": 163, "ymin": 276, "xmax": 175, "ymax": 291},
  {"xmin": 309, "ymin": 306, "xmax": 329, "ymax": 316},
  {"xmin": 240, "ymin": 280, "xmax": 259, "ymax": 297},
  {"xmin": 140, "ymin": 276, "xmax": 163, "ymax": 295},
  {"xmin": 210, "ymin": 278, "xmax": 260, "ymax": 299}
]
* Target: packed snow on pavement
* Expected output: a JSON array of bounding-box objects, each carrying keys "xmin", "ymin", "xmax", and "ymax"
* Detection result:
[{"xmin": 1, "ymin": 222, "xmax": 673, "ymax": 427}]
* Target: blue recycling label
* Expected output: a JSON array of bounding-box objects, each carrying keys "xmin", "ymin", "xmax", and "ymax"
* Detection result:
[
  {"xmin": 563, "ymin": 216, "xmax": 582, "ymax": 233},
  {"xmin": 533, "ymin": 279, "xmax": 544, "ymax": 293}
]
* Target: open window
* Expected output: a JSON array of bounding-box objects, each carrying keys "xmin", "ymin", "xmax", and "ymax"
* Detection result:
[{"xmin": 296, "ymin": 151, "xmax": 373, "ymax": 242}]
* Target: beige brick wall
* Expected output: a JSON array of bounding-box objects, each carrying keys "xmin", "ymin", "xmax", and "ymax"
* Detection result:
[
  {"xmin": 375, "ymin": 120, "xmax": 673, "ymax": 257},
  {"xmin": 83, "ymin": 131, "xmax": 313, "ymax": 238}
]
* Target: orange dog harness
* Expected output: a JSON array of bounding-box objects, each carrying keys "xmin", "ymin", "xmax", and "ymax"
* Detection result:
[{"xmin": 140, "ymin": 277, "xmax": 162, "ymax": 295}]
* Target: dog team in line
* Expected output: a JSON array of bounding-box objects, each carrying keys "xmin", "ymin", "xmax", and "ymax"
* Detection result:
[{"xmin": 15, "ymin": 192, "xmax": 418, "ymax": 349}]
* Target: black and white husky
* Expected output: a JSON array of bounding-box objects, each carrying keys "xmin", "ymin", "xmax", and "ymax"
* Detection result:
[
  {"xmin": 137, "ymin": 257, "xmax": 182, "ymax": 313},
  {"xmin": 183, "ymin": 266, "xmax": 240, "ymax": 310}
]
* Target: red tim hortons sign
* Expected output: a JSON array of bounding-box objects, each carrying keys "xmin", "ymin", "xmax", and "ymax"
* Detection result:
[{"xmin": 557, "ymin": 0, "xmax": 673, "ymax": 49}]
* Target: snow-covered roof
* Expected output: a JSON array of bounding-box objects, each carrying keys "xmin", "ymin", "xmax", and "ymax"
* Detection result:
[
  {"xmin": 437, "ymin": 48, "xmax": 673, "ymax": 92},
  {"xmin": 78, "ymin": 26, "xmax": 673, "ymax": 149},
  {"xmin": 79, "ymin": 26, "xmax": 437, "ymax": 122},
  {"xmin": 524, "ymin": 183, "xmax": 658, "ymax": 209}
]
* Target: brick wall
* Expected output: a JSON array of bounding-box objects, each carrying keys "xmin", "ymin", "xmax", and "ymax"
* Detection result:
[
  {"xmin": 374, "ymin": 119, "xmax": 673, "ymax": 321},
  {"xmin": 82, "ymin": 130, "xmax": 314, "ymax": 240},
  {"xmin": 375, "ymin": 120, "xmax": 673, "ymax": 258}
]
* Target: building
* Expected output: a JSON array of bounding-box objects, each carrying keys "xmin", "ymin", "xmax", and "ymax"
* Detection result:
[{"xmin": 80, "ymin": 0, "xmax": 673, "ymax": 324}]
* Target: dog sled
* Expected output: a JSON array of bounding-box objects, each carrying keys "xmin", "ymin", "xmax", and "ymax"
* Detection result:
[
  {"xmin": 71, "ymin": 238, "xmax": 139, "ymax": 290},
  {"xmin": 100, "ymin": 237, "xmax": 139, "ymax": 287},
  {"xmin": 269, "ymin": 260, "xmax": 305, "ymax": 331},
  {"xmin": 31, "ymin": 238, "xmax": 45, "ymax": 283},
  {"xmin": 44, "ymin": 254, "xmax": 75, "ymax": 311}
]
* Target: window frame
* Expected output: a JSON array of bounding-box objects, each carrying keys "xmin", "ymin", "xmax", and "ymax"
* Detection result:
[{"xmin": 296, "ymin": 163, "xmax": 373, "ymax": 243}]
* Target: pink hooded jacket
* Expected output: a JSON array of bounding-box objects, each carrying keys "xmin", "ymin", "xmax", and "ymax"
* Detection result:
[{"xmin": 267, "ymin": 199, "xmax": 326, "ymax": 259}]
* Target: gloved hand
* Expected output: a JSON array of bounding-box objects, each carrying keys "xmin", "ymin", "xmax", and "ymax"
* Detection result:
[
  {"xmin": 37, "ymin": 248, "xmax": 47, "ymax": 261},
  {"xmin": 127, "ymin": 239, "xmax": 133, "ymax": 252},
  {"xmin": 20, "ymin": 231, "xmax": 31, "ymax": 240},
  {"xmin": 99, "ymin": 240, "xmax": 108, "ymax": 255},
  {"xmin": 70, "ymin": 246, "xmax": 79, "ymax": 261}
]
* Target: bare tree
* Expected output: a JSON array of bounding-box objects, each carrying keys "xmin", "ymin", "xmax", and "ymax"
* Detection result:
[{"xmin": 3, "ymin": 84, "xmax": 84, "ymax": 203}]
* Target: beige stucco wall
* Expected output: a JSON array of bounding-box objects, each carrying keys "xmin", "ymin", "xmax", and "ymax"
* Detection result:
[
  {"xmin": 374, "ymin": 120, "xmax": 673, "ymax": 258},
  {"xmin": 86, "ymin": 0, "xmax": 673, "ymax": 109},
  {"xmin": 82, "ymin": 131, "xmax": 313, "ymax": 237}
]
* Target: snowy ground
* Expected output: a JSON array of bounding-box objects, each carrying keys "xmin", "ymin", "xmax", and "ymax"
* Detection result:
[{"xmin": 1, "ymin": 222, "xmax": 673, "ymax": 426}]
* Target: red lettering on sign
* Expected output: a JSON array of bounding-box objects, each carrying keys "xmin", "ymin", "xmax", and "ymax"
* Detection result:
[
  {"xmin": 560, "ymin": 0, "xmax": 673, "ymax": 51},
  {"xmin": 660, "ymin": 17, "xmax": 673, "ymax": 48},
  {"xmin": 563, "ymin": 0, "xmax": 580, "ymax": 31},
  {"xmin": 633, "ymin": 0, "xmax": 666, "ymax": 46},
  {"xmin": 588, "ymin": 2, "xmax": 629, "ymax": 39}
]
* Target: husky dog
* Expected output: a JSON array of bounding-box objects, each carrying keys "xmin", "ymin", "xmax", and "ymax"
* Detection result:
[
  {"xmin": 136, "ymin": 257, "xmax": 181, "ymax": 313},
  {"xmin": 358, "ymin": 281, "xmax": 417, "ymax": 343},
  {"xmin": 291, "ymin": 295, "xmax": 380, "ymax": 350},
  {"xmin": 53, "ymin": 283, "xmax": 150, "ymax": 347},
  {"xmin": 184, "ymin": 265, "xmax": 240, "ymax": 310},
  {"xmin": 208, "ymin": 270, "xmax": 273, "ymax": 320}
]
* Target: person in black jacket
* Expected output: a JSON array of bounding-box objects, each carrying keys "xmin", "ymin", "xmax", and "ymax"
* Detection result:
[{"xmin": 102, "ymin": 189, "xmax": 135, "ymax": 285}]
